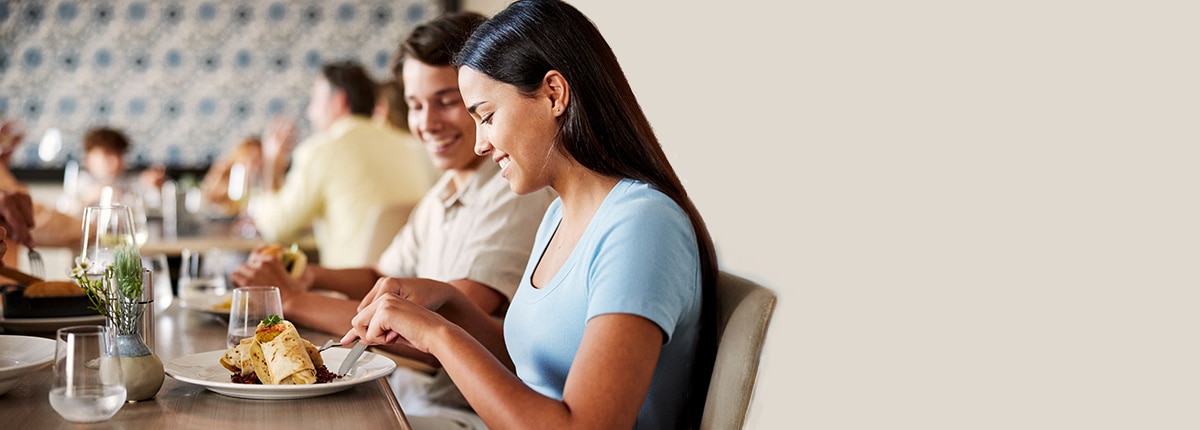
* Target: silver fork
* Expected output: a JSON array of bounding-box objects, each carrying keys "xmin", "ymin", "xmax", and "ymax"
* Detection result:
[
  {"xmin": 26, "ymin": 247, "xmax": 44, "ymax": 279},
  {"xmin": 317, "ymin": 339, "xmax": 338, "ymax": 352}
]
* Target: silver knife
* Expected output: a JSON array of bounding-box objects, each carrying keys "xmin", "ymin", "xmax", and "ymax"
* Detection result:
[{"xmin": 338, "ymin": 341, "xmax": 368, "ymax": 376}]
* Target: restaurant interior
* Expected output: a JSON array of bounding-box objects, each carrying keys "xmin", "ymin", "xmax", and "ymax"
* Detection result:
[
  {"xmin": 4, "ymin": 0, "xmax": 1194, "ymax": 429},
  {"xmin": 0, "ymin": 0, "xmax": 794, "ymax": 428}
]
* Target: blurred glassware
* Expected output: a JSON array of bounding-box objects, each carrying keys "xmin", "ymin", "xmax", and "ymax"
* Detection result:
[
  {"xmin": 141, "ymin": 253, "xmax": 173, "ymax": 313},
  {"xmin": 227, "ymin": 162, "xmax": 248, "ymax": 205},
  {"xmin": 57, "ymin": 160, "xmax": 81, "ymax": 214},
  {"xmin": 178, "ymin": 248, "xmax": 229, "ymax": 311},
  {"xmin": 119, "ymin": 192, "xmax": 150, "ymax": 247},
  {"xmin": 79, "ymin": 205, "xmax": 137, "ymax": 271},
  {"xmin": 38, "ymin": 127, "xmax": 62, "ymax": 163}
]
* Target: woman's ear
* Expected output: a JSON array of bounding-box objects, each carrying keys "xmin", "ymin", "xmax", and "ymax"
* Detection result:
[{"xmin": 544, "ymin": 70, "xmax": 570, "ymax": 118}]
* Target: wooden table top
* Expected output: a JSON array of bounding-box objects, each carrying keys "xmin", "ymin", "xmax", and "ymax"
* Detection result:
[{"xmin": 0, "ymin": 303, "xmax": 410, "ymax": 429}]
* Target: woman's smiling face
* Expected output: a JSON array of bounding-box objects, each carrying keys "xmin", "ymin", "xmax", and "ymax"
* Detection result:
[{"xmin": 459, "ymin": 66, "xmax": 565, "ymax": 195}]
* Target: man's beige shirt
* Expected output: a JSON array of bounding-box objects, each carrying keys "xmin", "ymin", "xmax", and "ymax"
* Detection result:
[
  {"xmin": 376, "ymin": 160, "xmax": 556, "ymax": 303},
  {"xmin": 253, "ymin": 116, "xmax": 434, "ymax": 268}
]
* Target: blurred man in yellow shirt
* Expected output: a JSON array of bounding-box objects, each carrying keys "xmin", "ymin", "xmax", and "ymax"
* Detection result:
[{"xmin": 253, "ymin": 61, "xmax": 435, "ymax": 268}]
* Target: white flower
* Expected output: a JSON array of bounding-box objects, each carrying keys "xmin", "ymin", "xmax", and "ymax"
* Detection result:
[{"xmin": 74, "ymin": 256, "xmax": 92, "ymax": 271}]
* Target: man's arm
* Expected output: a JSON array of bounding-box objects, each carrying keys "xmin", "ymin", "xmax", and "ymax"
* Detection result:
[
  {"xmin": 308, "ymin": 265, "xmax": 384, "ymax": 299},
  {"xmin": 251, "ymin": 139, "xmax": 325, "ymax": 242}
]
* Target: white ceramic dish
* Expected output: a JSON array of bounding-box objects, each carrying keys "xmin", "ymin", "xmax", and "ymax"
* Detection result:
[
  {"xmin": 178, "ymin": 293, "xmax": 232, "ymax": 316},
  {"xmin": 0, "ymin": 314, "xmax": 106, "ymax": 333},
  {"xmin": 0, "ymin": 335, "xmax": 56, "ymax": 395},
  {"xmin": 164, "ymin": 348, "xmax": 396, "ymax": 400}
]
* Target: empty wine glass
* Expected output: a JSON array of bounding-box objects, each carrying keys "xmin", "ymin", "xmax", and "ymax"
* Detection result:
[
  {"xmin": 226, "ymin": 286, "xmax": 282, "ymax": 348},
  {"xmin": 120, "ymin": 193, "xmax": 150, "ymax": 247},
  {"xmin": 80, "ymin": 205, "xmax": 138, "ymax": 272}
]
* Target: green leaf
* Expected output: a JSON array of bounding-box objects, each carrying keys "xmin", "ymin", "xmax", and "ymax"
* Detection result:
[
  {"xmin": 262, "ymin": 314, "xmax": 282, "ymax": 327},
  {"xmin": 112, "ymin": 244, "xmax": 144, "ymax": 299}
]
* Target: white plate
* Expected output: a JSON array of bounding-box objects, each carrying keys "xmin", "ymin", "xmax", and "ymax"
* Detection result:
[
  {"xmin": 178, "ymin": 294, "xmax": 232, "ymax": 316},
  {"xmin": 0, "ymin": 314, "xmax": 107, "ymax": 332},
  {"xmin": 179, "ymin": 303, "xmax": 231, "ymax": 317},
  {"xmin": 164, "ymin": 348, "xmax": 396, "ymax": 400},
  {"xmin": 0, "ymin": 335, "xmax": 56, "ymax": 395}
]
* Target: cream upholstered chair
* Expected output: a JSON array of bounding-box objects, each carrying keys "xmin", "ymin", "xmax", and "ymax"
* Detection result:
[
  {"xmin": 701, "ymin": 271, "xmax": 778, "ymax": 430},
  {"xmin": 362, "ymin": 202, "xmax": 414, "ymax": 265}
]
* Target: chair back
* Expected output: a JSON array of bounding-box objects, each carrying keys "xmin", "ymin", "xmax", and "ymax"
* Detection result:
[
  {"xmin": 701, "ymin": 271, "xmax": 777, "ymax": 429},
  {"xmin": 363, "ymin": 202, "xmax": 414, "ymax": 265}
]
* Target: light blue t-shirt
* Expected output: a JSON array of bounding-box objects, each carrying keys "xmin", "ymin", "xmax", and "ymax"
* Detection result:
[{"xmin": 504, "ymin": 179, "xmax": 702, "ymax": 430}]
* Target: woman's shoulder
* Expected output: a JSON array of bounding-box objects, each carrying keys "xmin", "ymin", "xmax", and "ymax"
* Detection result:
[
  {"xmin": 605, "ymin": 179, "xmax": 685, "ymax": 217},
  {"xmin": 593, "ymin": 179, "xmax": 690, "ymax": 236}
]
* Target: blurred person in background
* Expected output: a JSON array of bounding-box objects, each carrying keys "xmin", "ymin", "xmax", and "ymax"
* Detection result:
[
  {"xmin": 251, "ymin": 61, "xmax": 434, "ymax": 268},
  {"xmin": 62, "ymin": 126, "xmax": 164, "ymax": 216},
  {"xmin": 200, "ymin": 136, "xmax": 264, "ymax": 217},
  {"xmin": 0, "ymin": 117, "xmax": 81, "ymax": 277}
]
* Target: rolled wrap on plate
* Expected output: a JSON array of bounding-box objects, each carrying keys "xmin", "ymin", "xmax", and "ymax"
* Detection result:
[
  {"xmin": 254, "ymin": 320, "xmax": 314, "ymax": 385},
  {"xmin": 220, "ymin": 320, "xmax": 324, "ymax": 384},
  {"xmin": 220, "ymin": 337, "xmax": 257, "ymax": 376}
]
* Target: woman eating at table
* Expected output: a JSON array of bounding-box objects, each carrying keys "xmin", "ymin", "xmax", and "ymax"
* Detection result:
[
  {"xmin": 233, "ymin": 11, "xmax": 556, "ymax": 428},
  {"xmin": 345, "ymin": 1, "xmax": 718, "ymax": 428}
]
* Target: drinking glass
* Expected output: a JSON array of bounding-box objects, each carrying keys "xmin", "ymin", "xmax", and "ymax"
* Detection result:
[
  {"xmin": 178, "ymin": 248, "xmax": 229, "ymax": 310},
  {"xmin": 80, "ymin": 205, "xmax": 138, "ymax": 271},
  {"xmin": 227, "ymin": 286, "xmax": 283, "ymax": 348},
  {"xmin": 141, "ymin": 253, "xmax": 173, "ymax": 313},
  {"xmin": 119, "ymin": 192, "xmax": 150, "ymax": 247},
  {"xmin": 49, "ymin": 325, "xmax": 126, "ymax": 423}
]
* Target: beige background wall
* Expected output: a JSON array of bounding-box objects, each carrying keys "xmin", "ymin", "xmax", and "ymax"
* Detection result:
[{"xmin": 464, "ymin": 1, "xmax": 1197, "ymax": 428}]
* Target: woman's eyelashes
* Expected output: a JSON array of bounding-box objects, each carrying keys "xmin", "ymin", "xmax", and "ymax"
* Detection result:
[{"xmin": 479, "ymin": 113, "xmax": 494, "ymax": 125}]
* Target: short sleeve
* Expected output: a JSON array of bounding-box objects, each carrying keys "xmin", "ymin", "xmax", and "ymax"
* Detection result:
[{"xmin": 584, "ymin": 195, "xmax": 700, "ymax": 343}]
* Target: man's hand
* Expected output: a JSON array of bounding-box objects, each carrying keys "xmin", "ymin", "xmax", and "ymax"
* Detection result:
[
  {"xmin": 261, "ymin": 118, "xmax": 296, "ymax": 191},
  {"xmin": 0, "ymin": 190, "xmax": 36, "ymax": 248},
  {"xmin": 0, "ymin": 119, "xmax": 24, "ymax": 166},
  {"xmin": 231, "ymin": 251, "xmax": 307, "ymax": 305}
]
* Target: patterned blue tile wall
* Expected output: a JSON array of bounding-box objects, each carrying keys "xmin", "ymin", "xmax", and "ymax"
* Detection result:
[{"xmin": 0, "ymin": 0, "xmax": 443, "ymax": 169}]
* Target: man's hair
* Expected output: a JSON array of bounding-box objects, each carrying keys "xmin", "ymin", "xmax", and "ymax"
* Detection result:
[
  {"xmin": 391, "ymin": 11, "xmax": 488, "ymax": 78},
  {"xmin": 376, "ymin": 79, "xmax": 408, "ymax": 130},
  {"xmin": 83, "ymin": 127, "xmax": 130, "ymax": 154},
  {"xmin": 321, "ymin": 61, "xmax": 377, "ymax": 116}
]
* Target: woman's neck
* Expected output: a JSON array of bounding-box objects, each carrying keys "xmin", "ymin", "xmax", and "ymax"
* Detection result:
[{"xmin": 552, "ymin": 165, "xmax": 620, "ymax": 225}]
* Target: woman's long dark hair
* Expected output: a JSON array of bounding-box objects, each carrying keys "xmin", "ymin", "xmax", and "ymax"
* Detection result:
[{"xmin": 454, "ymin": 1, "xmax": 717, "ymax": 427}]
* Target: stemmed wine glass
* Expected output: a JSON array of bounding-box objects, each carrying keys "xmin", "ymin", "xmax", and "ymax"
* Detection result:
[{"xmin": 80, "ymin": 205, "xmax": 139, "ymax": 272}]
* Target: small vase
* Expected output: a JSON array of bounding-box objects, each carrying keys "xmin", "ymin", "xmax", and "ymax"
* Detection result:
[
  {"xmin": 115, "ymin": 333, "xmax": 164, "ymax": 402},
  {"xmin": 110, "ymin": 270, "xmax": 164, "ymax": 402}
]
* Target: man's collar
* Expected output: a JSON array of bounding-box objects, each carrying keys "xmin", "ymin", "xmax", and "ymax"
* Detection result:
[{"xmin": 438, "ymin": 160, "xmax": 500, "ymax": 208}]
